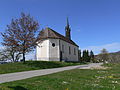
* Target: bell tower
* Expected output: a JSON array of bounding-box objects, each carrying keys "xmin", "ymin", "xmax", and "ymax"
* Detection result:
[{"xmin": 65, "ymin": 18, "xmax": 71, "ymax": 39}]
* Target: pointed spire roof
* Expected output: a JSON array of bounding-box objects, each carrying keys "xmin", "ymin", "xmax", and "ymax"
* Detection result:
[
  {"xmin": 67, "ymin": 17, "xmax": 69, "ymax": 26},
  {"xmin": 65, "ymin": 17, "xmax": 70, "ymax": 30}
]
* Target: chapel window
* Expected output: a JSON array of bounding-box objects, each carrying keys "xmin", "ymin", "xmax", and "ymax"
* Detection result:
[
  {"xmin": 69, "ymin": 46, "xmax": 71, "ymax": 55},
  {"xmin": 52, "ymin": 43, "xmax": 55, "ymax": 47},
  {"xmin": 74, "ymin": 48, "xmax": 76, "ymax": 55},
  {"xmin": 62, "ymin": 45, "xmax": 64, "ymax": 53}
]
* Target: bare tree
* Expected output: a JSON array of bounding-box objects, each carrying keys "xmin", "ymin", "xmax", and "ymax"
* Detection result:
[
  {"xmin": 0, "ymin": 47, "xmax": 21, "ymax": 61},
  {"xmin": 0, "ymin": 47, "xmax": 12, "ymax": 61},
  {"xmin": 1, "ymin": 12, "xmax": 39, "ymax": 63},
  {"xmin": 99, "ymin": 48, "xmax": 109, "ymax": 63}
]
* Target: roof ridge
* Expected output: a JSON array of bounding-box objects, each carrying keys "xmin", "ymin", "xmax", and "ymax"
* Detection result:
[{"xmin": 37, "ymin": 27, "xmax": 79, "ymax": 47}]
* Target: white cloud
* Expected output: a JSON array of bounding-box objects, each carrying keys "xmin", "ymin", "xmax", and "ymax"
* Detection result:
[{"xmin": 81, "ymin": 42, "xmax": 120, "ymax": 54}]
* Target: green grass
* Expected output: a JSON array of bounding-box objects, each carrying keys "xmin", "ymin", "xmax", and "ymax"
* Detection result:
[
  {"xmin": 0, "ymin": 61, "xmax": 83, "ymax": 74},
  {"xmin": 0, "ymin": 63, "xmax": 120, "ymax": 90}
]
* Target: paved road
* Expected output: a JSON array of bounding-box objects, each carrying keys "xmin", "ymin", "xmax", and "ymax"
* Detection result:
[{"xmin": 0, "ymin": 63, "xmax": 103, "ymax": 84}]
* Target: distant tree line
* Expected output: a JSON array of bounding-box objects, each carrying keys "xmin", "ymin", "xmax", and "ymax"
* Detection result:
[{"xmin": 78, "ymin": 50, "xmax": 95, "ymax": 63}]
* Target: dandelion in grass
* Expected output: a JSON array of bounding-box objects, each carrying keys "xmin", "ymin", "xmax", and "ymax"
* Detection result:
[
  {"xmin": 108, "ymin": 76, "xmax": 113, "ymax": 78},
  {"xmin": 65, "ymin": 88, "xmax": 69, "ymax": 90}
]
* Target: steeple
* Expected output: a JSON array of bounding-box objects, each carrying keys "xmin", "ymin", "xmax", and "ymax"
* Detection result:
[
  {"xmin": 67, "ymin": 17, "xmax": 69, "ymax": 26},
  {"xmin": 65, "ymin": 17, "xmax": 71, "ymax": 39}
]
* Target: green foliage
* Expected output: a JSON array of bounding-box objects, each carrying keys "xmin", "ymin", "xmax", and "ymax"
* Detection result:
[
  {"xmin": 90, "ymin": 50, "xmax": 95, "ymax": 62},
  {"xmin": 86, "ymin": 50, "xmax": 90, "ymax": 62},
  {"xmin": 1, "ymin": 63, "xmax": 120, "ymax": 90},
  {"xmin": 0, "ymin": 61, "xmax": 82, "ymax": 74},
  {"xmin": 78, "ymin": 50, "xmax": 82, "ymax": 62},
  {"xmin": 81, "ymin": 50, "xmax": 91, "ymax": 62},
  {"xmin": 82, "ymin": 50, "xmax": 86, "ymax": 62}
]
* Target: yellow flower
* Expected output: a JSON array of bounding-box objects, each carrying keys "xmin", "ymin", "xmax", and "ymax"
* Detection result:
[
  {"xmin": 66, "ymin": 88, "xmax": 69, "ymax": 90},
  {"xmin": 108, "ymin": 76, "xmax": 113, "ymax": 78}
]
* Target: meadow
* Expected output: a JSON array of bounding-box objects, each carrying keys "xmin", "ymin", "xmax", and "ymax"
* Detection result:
[
  {"xmin": 0, "ymin": 61, "xmax": 82, "ymax": 74},
  {"xmin": 0, "ymin": 63, "xmax": 120, "ymax": 90}
]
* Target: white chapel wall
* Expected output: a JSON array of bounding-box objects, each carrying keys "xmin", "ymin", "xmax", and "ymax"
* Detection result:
[
  {"xmin": 49, "ymin": 39, "xmax": 60, "ymax": 61},
  {"xmin": 36, "ymin": 38, "xmax": 79, "ymax": 62},
  {"xmin": 59, "ymin": 39, "xmax": 79, "ymax": 61},
  {"xmin": 36, "ymin": 39, "xmax": 49, "ymax": 61}
]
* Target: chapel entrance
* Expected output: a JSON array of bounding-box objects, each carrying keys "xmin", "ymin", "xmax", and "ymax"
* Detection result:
[{"xmin": 60, "ymin": 51, "xmax": 62, "ymax": 62}]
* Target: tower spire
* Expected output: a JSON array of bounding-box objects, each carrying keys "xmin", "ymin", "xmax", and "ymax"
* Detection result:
[
  {"xmin": 65, "ymin": 17, "xmax": 71, "ymax": 39},
  {"xmin": 67, "ymin": 17, "xmax": 69, "ymax": 26}
]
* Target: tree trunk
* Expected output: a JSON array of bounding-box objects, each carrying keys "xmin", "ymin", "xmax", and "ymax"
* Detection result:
[
  {"xmin": 23, "ymin": 41, "xmax": 26, "ymax": 63},
  {"xmin": 12, "ymin": 53, "xmax": 15, "ymax": 62},
  {"xmin": 15, "ymin": 53, "xmax": 21, "ymax": 62},
  {"xmin": 23, "ymin": 52, "xmax": 25, "ymax": 63},
  {"xmin": 11, "ymin": 48, "xmax": 15, "ymax": 62}
]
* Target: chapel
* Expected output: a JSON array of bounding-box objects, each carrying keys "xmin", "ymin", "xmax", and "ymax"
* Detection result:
[{"xmin": 36, "ymin": 19, "xmax": 79, "ymax": 62}]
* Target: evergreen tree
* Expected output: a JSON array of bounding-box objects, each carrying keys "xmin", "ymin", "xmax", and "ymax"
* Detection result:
[
  {"xmin": 82, "ymin": 50, "xmax": 86, "ymax": 62},
  {"xmin": 87, "ymin": 50, "xmax": 90, "ymax": 62},
  {"xmin": 82, "ymin": 50, "xmax": 93, "ymax": 62},
  {"xmin": 82, "ymin": 50, "xmax": 87, "ymax": 62},
  {"xmin": 82, "ymin": 50, "xmax": 91, "ymax": 62},
  {"xmin": 90, "ymin": 50, "xmax": 95, "ymax": 62},
  {"xmin": 78, "ymin": 49, "xmax": 82, "ymax": 62}
]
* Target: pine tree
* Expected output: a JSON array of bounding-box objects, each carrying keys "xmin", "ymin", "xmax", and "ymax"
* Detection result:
[
  {"xmin": 90, "ymin": 50, "xmax": 95, "ymax": 62},
  {"xmin": 86, "ymin": 50, "xmax": 89, "ymax": 62},
  {"xmin": 82, "ymin": 50, "xmax": 88, "ymax": 62},
  {"xmin": 82, "ymin": 50, "xmax": 86, "ymax": 62},
  {"xmin": 86, "ymin": 50, "xmax": 90, "ymax": 62},
  {"xmin": 78, "ymin": 50, "xmax": 82, "ymax": 62}
]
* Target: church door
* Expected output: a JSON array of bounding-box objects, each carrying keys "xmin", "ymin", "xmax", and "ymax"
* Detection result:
[{"xmin": 60, "ymin": 51, "xmax": 62, "ymax": 62}]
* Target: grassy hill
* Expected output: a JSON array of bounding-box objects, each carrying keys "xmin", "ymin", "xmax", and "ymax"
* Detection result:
[
  {"xmin": 108, "ymin": 51, "xmax": 120, "ymax": 63},
  {"xmin": 110, "ymin": 51, "xmax": 120, "ymax": 55},
  {"xmin": 0, "ymin": 61, "xmax": 83, "ymax": 74},
  {"xmin": 95, "ymin": 51, "xmax": 120, "ymax": 63},
  {"xmin": 0, "ymin": 63, "xmax": 120, "ymax": 90}
]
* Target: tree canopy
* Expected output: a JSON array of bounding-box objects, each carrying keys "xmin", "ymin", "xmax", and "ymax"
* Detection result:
[{"xmin": 1, "ymin": 12, "xmax": 39, "ymax": 62}]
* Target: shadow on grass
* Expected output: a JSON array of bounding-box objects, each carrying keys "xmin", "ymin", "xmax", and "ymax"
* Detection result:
[
  {"xmin": 23, "ymin": 61, "xmax": 84, "ymax": 69},
  {"xmin": 24, "ymin": 61, "xmax": 66, "ymax": 69},
  {"xmin": 8, "ymin": 86, "xmax": 27, "ymax": 90}
]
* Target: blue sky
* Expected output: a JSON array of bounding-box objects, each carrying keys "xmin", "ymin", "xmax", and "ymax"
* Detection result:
[{"xmin": 0, "ymin": 0, "xmax": 120, "ymax": 57}]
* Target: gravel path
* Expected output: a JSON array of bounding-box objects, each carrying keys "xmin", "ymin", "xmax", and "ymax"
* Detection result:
[{"xmin": 0, "ymin": 63, "xmax": 103, "ymax": 84}]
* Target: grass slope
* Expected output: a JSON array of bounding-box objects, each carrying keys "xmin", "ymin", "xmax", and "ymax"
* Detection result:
[
  {"xmin": 0, "ymin": 61, "xmax": 82, "ymax": 74},
  {"xmin": 0, "ymin": 63, "xmax": 120, "ymax": 90}
]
